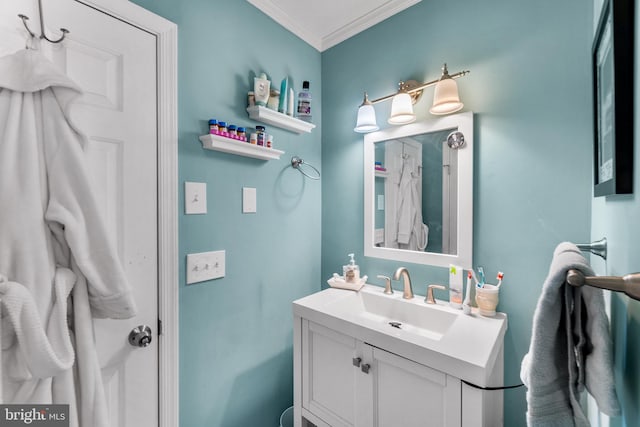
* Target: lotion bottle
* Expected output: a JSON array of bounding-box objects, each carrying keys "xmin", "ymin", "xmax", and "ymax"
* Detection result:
[
  {"xmin": 254, "ymin": 72, "xmax": 270, "ymax": 107},
  {"xmin": 287, "ymin": 87, "xmax": 295, "ymax": 116},
  {"xmin": 278, "ymin": 78, "xmax": 288, "ymax": 113}
]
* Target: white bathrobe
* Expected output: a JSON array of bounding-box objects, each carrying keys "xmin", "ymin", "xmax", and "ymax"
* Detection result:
[
  {"xmin": 0, "ymin": 48, "xmax": 137, "ymax": 426},
  {"xmin": 395, "ymin": 157, "xmax": 428, "ymax": 251}
]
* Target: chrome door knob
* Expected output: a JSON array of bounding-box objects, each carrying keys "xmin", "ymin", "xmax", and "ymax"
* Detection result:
[{"xmin": 128, "ymin": 325, "xmax": 152, "ymax": 347}]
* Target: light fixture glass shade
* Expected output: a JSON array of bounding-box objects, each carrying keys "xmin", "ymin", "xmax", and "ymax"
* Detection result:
[
  {"xmin": 429, "ymin": 77, "xmax": 463, "ymax": 115},
  {"xmin": 354, "ymin": 103, "xmax": 379, "ymax": 133},
  {"xmin": 388, "ymin": 92, "xmax": 416, "ymax": 125}
]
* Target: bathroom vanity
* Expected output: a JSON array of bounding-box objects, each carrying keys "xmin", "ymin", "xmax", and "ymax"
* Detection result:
[{"xmin": 292, "ymin": 285, "xmax": 507, "ymax": 427}]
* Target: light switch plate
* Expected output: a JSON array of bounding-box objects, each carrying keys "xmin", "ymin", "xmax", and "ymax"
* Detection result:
[
  {"xmin": 377, "ymin": 194, "xmax": 385, "ymax": 210},
  {"xmin": 185, "ymin": 182, "xmax": 207, "ymax": 214},
  {"xmin": 243, "ymin": 187, "xmax": 257, "ymax": 213},
  {"xmin": 186, "ymin": 250, "xmax": 225, "ymax": 284}
]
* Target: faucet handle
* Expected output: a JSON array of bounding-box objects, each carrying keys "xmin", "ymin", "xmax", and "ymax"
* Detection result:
[
  {"xmin": 426, "ymin": 284, "xmax": 446, "ymax": 304},
  {"xmin": 377, "ymin": 275, "xmax": 393, "ymax": 294}
]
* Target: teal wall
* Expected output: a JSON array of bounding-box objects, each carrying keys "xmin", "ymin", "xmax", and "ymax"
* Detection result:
[
  {"xmin": 591, "ymin": 1, "xmax": 640, "ymax": 426},
  {"xmin": 126, "ymin": 0, "xmax": 640, "ymax": 426},
  {"xmin": 321, "ymin": 0, "xmax": 593, "ymax": 425},
  {"xmin": 131, "ymin": 0, "xmax": 321, "ymax": 425}
]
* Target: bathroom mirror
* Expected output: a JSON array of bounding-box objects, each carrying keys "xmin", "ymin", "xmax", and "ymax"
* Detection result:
[{"xmin": 364, "ymin": 112, "xmax": 473, "ymax": 268}]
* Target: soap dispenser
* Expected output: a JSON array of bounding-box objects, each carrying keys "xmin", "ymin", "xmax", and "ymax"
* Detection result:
[{"xmin": 343, "ymin": 253, "xmax": 360, "ymax": 284}]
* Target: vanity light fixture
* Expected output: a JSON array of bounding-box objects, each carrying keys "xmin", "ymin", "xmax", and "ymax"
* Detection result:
[{"xmin": 354, "ymin": 63, "xmax": 470, "ymax": 133}]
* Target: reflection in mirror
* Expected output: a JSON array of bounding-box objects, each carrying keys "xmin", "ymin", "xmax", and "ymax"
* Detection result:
[
  {"xmin": 374, "ymin": 129, "xmax": 458, "ymax": 255},
  {"xmin": 364, "ymin": 112, "xmax": 473, "ymax": 268}
]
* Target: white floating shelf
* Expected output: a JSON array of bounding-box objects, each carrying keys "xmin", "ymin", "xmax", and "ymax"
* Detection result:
[
  {"xmin": 246, "ymin": 106, "xmax": 316, "ymax": 134},
  {"xmin": 199, "ymin": 134, "xmax": 284, "ymax": 161}
]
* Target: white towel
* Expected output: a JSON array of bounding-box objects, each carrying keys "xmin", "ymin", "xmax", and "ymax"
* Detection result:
[{"xmin": 520, "ymin": 242, "xmax": 620, "ymax": 426}]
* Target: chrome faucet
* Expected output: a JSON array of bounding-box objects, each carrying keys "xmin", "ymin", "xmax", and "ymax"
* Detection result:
[{"xmin": 393, "ymin": 267, "xmax": 413, "ymax": 299}]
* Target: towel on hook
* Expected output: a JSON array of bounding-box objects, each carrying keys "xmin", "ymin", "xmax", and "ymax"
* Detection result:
[{"xmin": 520, "ymin": 242, "xmax": 620, "ymax": 426}]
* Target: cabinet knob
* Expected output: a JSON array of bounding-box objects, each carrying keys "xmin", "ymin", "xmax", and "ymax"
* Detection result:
[
  {"xmin": 352, "ymin": 357, "xmax": 362, "ymax": 367},
  {"xmin": 361, "ymin": 363, "xmax": 371, "ymax": 374}
]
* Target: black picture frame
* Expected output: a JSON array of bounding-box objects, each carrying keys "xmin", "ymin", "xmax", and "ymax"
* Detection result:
[{"xmin": 593, "ymin": 0, "xmax": 634, "ymax": 196}]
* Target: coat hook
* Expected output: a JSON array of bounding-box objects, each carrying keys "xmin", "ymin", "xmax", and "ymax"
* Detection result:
[{"xmin": 18, "ymin": 0, "xmax": 69, "ymax": 44}]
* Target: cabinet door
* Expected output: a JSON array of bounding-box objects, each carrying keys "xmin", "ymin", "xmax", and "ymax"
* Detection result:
[
  {"xmin": 362, "ymin": 345, "xmax": 462, "ymax": 427},
  {"xmin": 302, "ymin": 320, "xmax": 361, "ymax": 427}
]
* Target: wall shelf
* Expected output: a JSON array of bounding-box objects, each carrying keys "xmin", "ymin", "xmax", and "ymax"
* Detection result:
[
  {"xmin": 246, "ymin": 106, "xmax": 316, "ymax": 134},
  {"xmin": 199, "ymin": 133, "xmax": 284, "ymax": 161}
]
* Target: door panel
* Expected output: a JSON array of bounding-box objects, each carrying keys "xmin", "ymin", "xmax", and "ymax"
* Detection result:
[
  {"xmin": 366, "ymin": 346, "xmax": 461, "ymax": 427},
  {"xmin": 303, "ymin": 321, "xmax": 358, "ymax": 427}
]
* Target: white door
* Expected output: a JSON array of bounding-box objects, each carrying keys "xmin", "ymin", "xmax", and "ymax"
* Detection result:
[{"xmin": 0, "ymin": 1, "xmax": 159, "ymax": 426}]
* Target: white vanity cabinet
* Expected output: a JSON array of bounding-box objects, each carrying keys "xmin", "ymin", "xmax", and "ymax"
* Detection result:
[
  {"xmin": 298, "ymin": 319, "xmax": 461, "ymax": 427},
  {"xmin": 293, "ymin": 286, "xmax": 507, "ymax": 427}
]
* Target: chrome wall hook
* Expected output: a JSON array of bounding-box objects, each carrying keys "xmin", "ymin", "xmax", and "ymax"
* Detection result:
[{"xmin": 19, "ymin": 0, "xmax": 69, "ymax": 44}]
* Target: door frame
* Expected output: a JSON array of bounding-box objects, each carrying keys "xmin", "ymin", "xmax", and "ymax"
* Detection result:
[{"xmin": 76, "ymin": 1, "xmax": 178, "ymax": 426}]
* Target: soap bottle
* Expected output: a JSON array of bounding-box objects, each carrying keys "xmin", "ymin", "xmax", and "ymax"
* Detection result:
[
  {"xmin": 343, "ymin": 253, "xmax": 360, "ymax": 284},
  {"xmin": 296, "ymin": 80, "xmax": 312, "ymax": 122}
]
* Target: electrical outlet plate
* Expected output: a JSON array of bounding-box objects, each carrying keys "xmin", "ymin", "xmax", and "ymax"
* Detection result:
[{"xmin": 186, "ymin": 250, "xmax": 225, "ymax": 284}]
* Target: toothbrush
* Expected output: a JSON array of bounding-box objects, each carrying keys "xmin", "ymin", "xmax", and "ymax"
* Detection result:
[
  {"xmin": 462, "ymin": 271, "xmax": 473, "ymax": 315},
  {"xmin": 496, "ymin": 271, "xmax": 504, "ymax": 288},
  {"xmin": 469, "ymin": 269, "xmax": 481, "ymax": 288},
  {"xmin": 477, "ymin": 266, "xmax": 485, "ymax": 288}
]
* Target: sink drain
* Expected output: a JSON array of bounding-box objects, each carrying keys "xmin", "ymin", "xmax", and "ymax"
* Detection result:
[{"xmin": 389, "ymin": 321, "xmax": 402, "ymax": 329}]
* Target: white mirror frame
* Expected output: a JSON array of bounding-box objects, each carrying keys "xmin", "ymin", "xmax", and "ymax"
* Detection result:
[{"xmin": 364, "ymin": 111, "xmax": 474, "ymax": 268}]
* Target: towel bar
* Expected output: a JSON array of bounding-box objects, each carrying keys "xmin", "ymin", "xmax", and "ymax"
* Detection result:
[
  {"xmin": 566, "ymin": 269, "xmax": 640, "ymax": 301},
  {"xmin": 576, "ymin": 238, "xmax": 607, "ymax": 260}
]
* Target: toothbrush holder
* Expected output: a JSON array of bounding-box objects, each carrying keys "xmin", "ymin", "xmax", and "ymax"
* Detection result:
[{"xmin": 475, "ymin": 284, "xmax": 499, "ymax": 317}]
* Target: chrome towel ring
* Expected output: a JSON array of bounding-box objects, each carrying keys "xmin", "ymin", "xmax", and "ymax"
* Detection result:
[{"xmin": 291, "ymin": 156, "xmax": 320, "ymax": 180}]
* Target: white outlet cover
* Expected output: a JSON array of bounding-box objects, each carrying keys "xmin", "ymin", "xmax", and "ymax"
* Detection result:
[
  {"xmin": 243, "ymin": 187, "xmax": 257, "ymax": 213},
  {"xmin": 186, "ymin": 250, "xmax": 225, "ymax": 284},
  {"xmin": 185, "ymin": 182, "xmax": 207, "ymax": 214},
  {"xmin": 377, "ymin": 194, "xmax": 385, "ymax": 210}
]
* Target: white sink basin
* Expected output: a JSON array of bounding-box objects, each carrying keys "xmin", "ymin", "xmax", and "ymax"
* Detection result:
[
  {"xmin": 326, "ymin": 289, "xmax": 457, "ymax": 340},
  {"xmin": 293, "ymin": 284, "xmax": 507, "ymax": 385}
]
